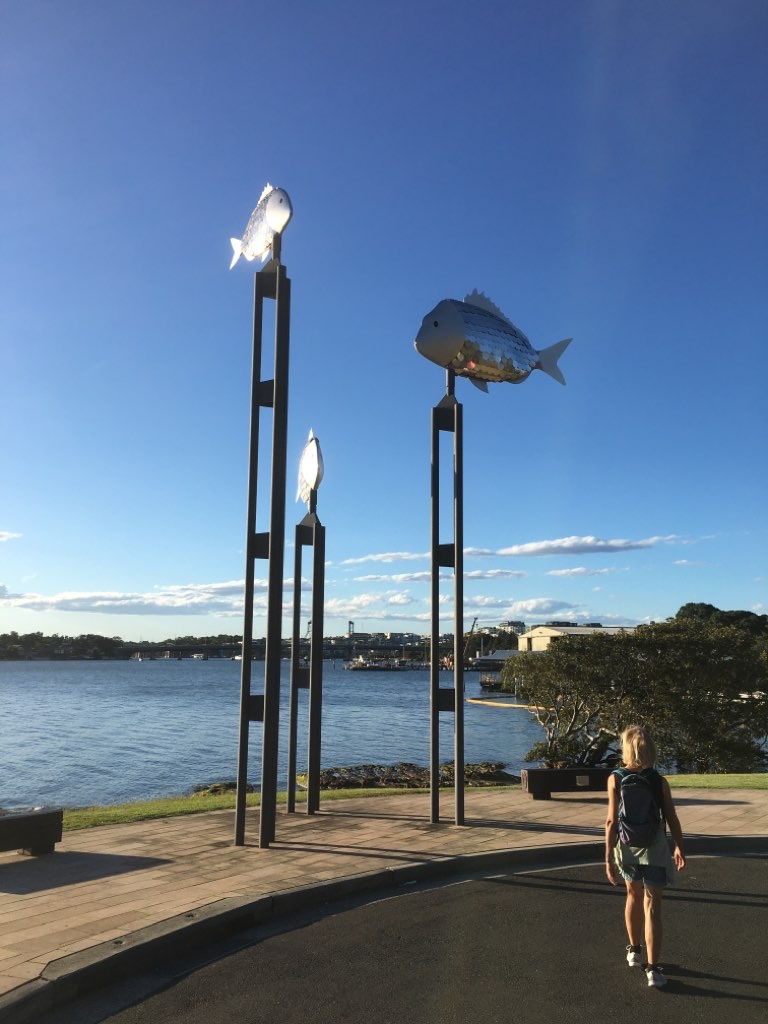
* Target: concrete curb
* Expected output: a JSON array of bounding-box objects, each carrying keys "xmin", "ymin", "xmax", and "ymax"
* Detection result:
[{"xmin": 2, "ymin": 834, "xmax": 766, "ymax": 1023}]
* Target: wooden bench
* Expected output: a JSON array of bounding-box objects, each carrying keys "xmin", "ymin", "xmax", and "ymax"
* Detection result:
[
  {"xmin": 521, "ymin": 767, "xmax": 612, "ymax": 800},
  {"xmin": 0, "ymin": 807, "xmax": 63, "ymax": 855}
]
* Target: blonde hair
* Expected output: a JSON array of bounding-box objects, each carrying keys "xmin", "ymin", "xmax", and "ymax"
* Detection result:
[{"xmin": 621, "ymin": 725, "xmax": 657, "ymax": 770}]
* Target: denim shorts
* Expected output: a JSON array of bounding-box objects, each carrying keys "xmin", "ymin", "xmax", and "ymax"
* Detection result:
[{"xmin": 618, "ymin": 862, "xmax": 668, "ymax": 888}]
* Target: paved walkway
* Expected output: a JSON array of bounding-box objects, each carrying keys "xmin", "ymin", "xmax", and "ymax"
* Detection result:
[{"xmin": 1, "ymin": 787, "xmax": 767, "ymax": 1021}]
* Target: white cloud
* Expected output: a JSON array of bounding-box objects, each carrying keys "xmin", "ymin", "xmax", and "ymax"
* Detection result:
[
  {"xmin": 340, "ymin": 536, "xmax": 683, "ymax": 565},
  {"xmin": 324, "ymin": 593, "xmax": 384, "ymax": 615},
  {"xmin": 545, "ymin": 567, "xmax": 615, "ymax": 577},
  {"xmin": 500, "ymin": 598, "xmax": 580, "ymax": 615},
  {"xmin": 341, "ymin": 551, "xmax": 428, "ymax": 565},
  {"xmin": 0, "ymin": 532, "xmax": 22, "ymax": 543},
  {"xmin": 465, "ymin": 569, "xmax": 527, "ymax": 580},
  {"xmin": 353, "ymin": 568, "xmax": 525, "ymax": 583},
  {"xmin": 0, "ymin": 577, "xmax": 311, "ymax": 617},
  {"xmin": 354, "ymin": 571, "xmax": 434, "ymax": 583},
  {"xmin": 463, "ymin": 596, "xmax": 580, "ymax": 616},
  {"xmin": 497, "ymin": 535, "xmax": 681, "ymax": 557}
]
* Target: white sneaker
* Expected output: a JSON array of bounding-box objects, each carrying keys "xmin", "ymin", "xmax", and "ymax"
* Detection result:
[
  {"xmin": 626, "ymin": 945, "xmax": 643, "ymax": 967},
  {"xmin": 646, "ymin": 966, "xmax": 667, "ymax": 987}
]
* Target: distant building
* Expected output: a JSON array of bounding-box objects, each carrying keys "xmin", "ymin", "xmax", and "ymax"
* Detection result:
[
  {"xmin": 499, "ymin": 620, "xmax": 526, "ymax": 635},
  {"xmin": 470, "ymin": 648, "xmax": 521, "ymax": 670},
  {"xmin": 517, "ymin": 624, "xmax": 634, "ymax": 652}
]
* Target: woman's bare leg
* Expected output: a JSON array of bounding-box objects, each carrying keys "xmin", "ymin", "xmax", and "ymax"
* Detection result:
[
  {"xmin": 644, "ymin": 885, "xmax": 664, "ymax": 964},
  {"xmin": 624, "ymin": 880, "xmax": 644, "ymax": 946}
]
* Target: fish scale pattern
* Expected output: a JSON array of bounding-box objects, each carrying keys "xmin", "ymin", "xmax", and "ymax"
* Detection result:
[{"xmin": 452, "ymin": 305, "xmax": 537, "ymax": 383}]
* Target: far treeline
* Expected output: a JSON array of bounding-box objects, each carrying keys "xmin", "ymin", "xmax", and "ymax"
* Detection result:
[
  {"xmin": 501, "ymin": 604, "xmax": 768, "ymax": 774},
  {"xmin": 0, "ymin": 633, "xmax": 243, "ymax": 661}
]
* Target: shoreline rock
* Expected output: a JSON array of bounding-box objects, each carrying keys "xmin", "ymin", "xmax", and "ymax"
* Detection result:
[
  {"xmin": 192, "ymin": 762, "xmax": 520, "ymax": 797},
  {"xmin": 296, "ymin": 762, "xmax": 520, "ymax": 790}
]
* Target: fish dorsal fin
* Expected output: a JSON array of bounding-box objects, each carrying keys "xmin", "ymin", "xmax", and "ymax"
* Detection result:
[
  {"xmin": 464, "ymin": 289, "xmax": 511, "ymax": 324},
  {"xmin": 258, "ymin": 183, "xmax": 274, "ymax": 204}
]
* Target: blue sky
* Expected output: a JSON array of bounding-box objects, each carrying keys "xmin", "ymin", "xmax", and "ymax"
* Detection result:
[{"xmin": 1, "ymin": 0, "xmax": 766, "ymax": 642}]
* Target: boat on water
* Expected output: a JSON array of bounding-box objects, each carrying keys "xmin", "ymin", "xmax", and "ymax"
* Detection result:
[
  {"xmin": 479, "ymin": 673, "xmax": 504, "ymax": 691},
  {"xmin": 344, "ymin": 655, "xmax": 408, "ymax": 671}
]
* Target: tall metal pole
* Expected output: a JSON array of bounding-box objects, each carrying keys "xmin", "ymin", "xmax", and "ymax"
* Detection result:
[
  {"xmin": 287, "ymin": 533, "xmax": 305, "ymax": 814},
  {"xmin": 429, "ymin": 401, "xmax": 441, "ymax": 824},
  {"xmin": 429, "ymin": 370, "xmax": 465, "ymax": 825},
  {"xmin": 259, "ymin": 260, "xmax": 291, "ymax": 849},
  {"xmin": 234, "ymin": 272, "xmax": 268, "ymax": 846},
  {"xmin": 286, "ymin": 489, "xmax": 325, "ymax": 816},
  {"xmin": 453, "ymin": 396, "xmax": 465, "ymax": 826},
  {"xmin": 234, "ymin": 239, "xmax": 291, "ymax": 849},
  {"xmin": 307, "ymin": 501, "xmax": 326, "ymax": 814}
]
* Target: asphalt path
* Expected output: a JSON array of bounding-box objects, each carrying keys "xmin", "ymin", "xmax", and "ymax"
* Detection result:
[{"xmin": 37, "ymin": 856, "xmax": 767, "ymax": 1024}]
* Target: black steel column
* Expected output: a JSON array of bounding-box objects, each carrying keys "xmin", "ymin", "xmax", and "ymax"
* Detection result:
[
  {"xmin": 429, "ymin": 400, "xmax": 441, "ymax": 824},
  {"xmin": 234, "ymin": 245, "xmax": 291, "ymax": 849},
  {"xmin": 259, "ymin": 261, "xmax": 291, "ymax": 848},
  {"xmin": 287, "ymin": 529, "xmax": 308, "ymax": 814},
  {"xmin": 429, "ymin": 370, "xmax": 465, "ymax": 825},
  {"xmin": 286, "ymin": 494, "xmax": 325, "ymax": 816},
  {"xmin": 453, "ymin": 397, "xmax": 465, "ymax": 825},
  {"xmin": 234, "ymin": 270, "xmax": 269, "ymax": 846},
  {"xmin": 307, "ymin": 508, "xmax": 326, "ymax": 814}
]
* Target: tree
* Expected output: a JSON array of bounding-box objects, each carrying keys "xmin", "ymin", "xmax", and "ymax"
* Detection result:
[
  {"xmin": 501, "ymin": 619, "xmax": 768, "ymax": 772},
  {"xmin": 675, "ymin": 603, "xmax": 768, "ymax": 639}
]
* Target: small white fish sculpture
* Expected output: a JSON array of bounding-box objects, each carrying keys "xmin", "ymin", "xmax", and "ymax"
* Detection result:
[
  {"xmin": 229, "ymin": 184, "xmax": 293, "ymax": 268},
  {"xmin": 414, "ymin": 290, "xmax": 571, "ymax": 391},
  {"xmin": 297, "ymin": 429, "xmax": 324, "ymax": 505}
]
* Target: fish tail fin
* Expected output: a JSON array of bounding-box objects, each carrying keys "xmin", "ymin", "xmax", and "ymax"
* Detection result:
[
  {"xmin": 229, "ymin": 238, "xmax": 242, "ymax": 270},
  {"xmin": 536, "ymin": 338, "xmax": 571, "ymax": 385}
]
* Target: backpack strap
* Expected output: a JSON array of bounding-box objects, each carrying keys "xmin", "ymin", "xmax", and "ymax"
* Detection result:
[{"xmin": 646, "ymin": 768, "xmax": 667, "ymax": 831}]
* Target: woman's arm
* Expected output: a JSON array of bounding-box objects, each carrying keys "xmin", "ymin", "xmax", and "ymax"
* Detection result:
[
  {"xmin": 661, "ymin": 777, "xmax": 686, "ymax": 871},
  {"xmin": 605, "ymin": 773, "xmax": 619, "ymax": 885}
]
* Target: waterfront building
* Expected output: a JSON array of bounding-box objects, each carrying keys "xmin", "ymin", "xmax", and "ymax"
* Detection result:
[{"xmin": 517, "ymin": 624, "xmax": 634, "ymax": 652}]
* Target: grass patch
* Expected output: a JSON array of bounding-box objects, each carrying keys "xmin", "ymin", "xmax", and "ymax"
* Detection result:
[
  {"xmin": 62, "ymin": 785, "xmax": 433, "ymax": 831},
  {"xmin": 666, "ymin": 773, "xmax": 768, "ymax": 790},
  {"xmin": 61, "ymin": 774, "xmax": 767, "ymax": 831}
]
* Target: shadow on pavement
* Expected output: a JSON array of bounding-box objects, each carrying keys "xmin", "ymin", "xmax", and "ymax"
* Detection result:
[{"xmin": 0, "ymin": 852, "xmax": 171, "ymax": 895}]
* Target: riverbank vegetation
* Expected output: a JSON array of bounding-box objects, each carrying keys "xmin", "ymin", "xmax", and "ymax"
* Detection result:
[{"xmin": 502, "ymin": 606, "xmax": 767, "ymax": 772}]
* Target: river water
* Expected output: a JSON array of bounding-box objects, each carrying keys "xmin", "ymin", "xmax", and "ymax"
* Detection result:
[{"xmin": 0, "ymin": 659, "xmax": 543, "ymax": 809}]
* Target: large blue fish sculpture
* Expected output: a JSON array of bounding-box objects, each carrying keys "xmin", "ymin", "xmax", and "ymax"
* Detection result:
[
  {"xmin": 229, "ymin": 184, "xmax": 293, "ymax": 268},
  {"xmin": 414, "ymin": 290, "xmax": 571, "ymax": 391}
]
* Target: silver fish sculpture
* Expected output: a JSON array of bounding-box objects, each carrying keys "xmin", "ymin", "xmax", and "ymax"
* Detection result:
[
  {"xmin": 229, "ymin": 184, "xmax": 293, "ymax": 268},
  {"xmin": 414, "ymin": 290, "xmax": 571, "ymax": 391},
  {"xmin": 297, "ymin": 429, "xmax": 324, "ymax": 505}
]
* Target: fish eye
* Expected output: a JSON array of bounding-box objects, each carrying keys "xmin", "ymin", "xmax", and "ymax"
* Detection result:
[{"xmin": 433, "ymin": 320, "xmax": 439, "ymax": 327}]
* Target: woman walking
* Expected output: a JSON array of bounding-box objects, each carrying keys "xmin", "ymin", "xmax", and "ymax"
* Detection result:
[{"xmin": 605, "ymin": 725, "xmax": 686, "ymax": 987}]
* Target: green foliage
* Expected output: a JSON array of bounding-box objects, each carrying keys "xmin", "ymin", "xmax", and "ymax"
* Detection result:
[
  {"xmin": 464, "ymin": 628, "xmax": 518, "ymax": 661},
  {"xmin": 0, "ymin": 631, "xmax": 124, "ymax": 660},
  {"xmin": 501, "ymin": 613, "xmax": 768, "ymax": 772},
  {"xmin": 675, "ymin": 603, "xmax": 768, "ymax": 639}
]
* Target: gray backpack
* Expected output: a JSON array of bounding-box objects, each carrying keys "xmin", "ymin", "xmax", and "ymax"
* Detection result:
[{"xmin": 613, "ymin": 767, "xmax": 663, "ymax": 846}]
